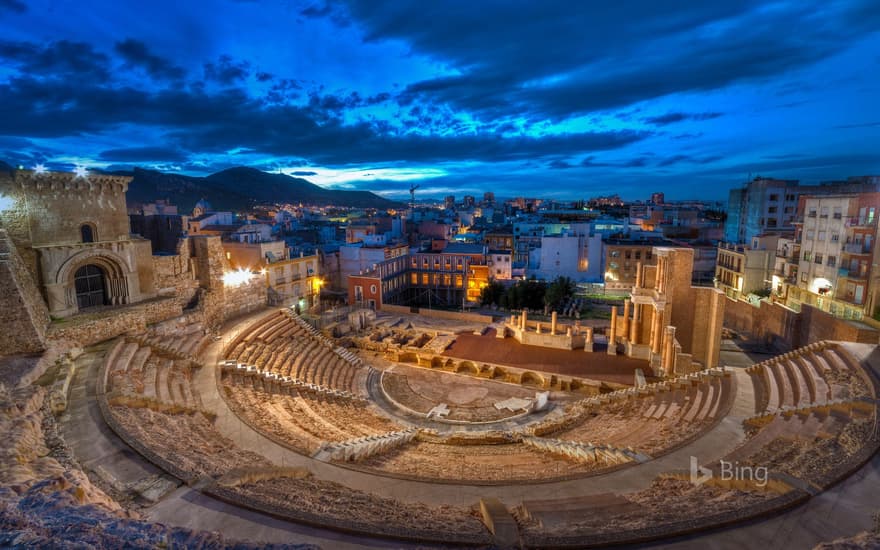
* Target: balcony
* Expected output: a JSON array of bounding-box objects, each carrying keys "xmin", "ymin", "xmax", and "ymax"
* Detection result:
[
  {"xmin": 843, "ymin": 243, "xmax": 872, "ymax": 255},
  {"xmin": 845, "ymin": 216, "xmax": 877, "ymax": 228},
  {"xmin": 839, "ymin": 268, "xmax": 868, "ymax": 281}
]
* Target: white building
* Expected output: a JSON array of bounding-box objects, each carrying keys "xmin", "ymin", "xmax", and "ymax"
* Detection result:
[{"xmin": 529, "ymin": 230, "xmax": 603, "ymax": 282}]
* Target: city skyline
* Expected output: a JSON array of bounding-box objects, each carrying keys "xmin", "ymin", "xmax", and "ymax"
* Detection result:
[{"xmin": 0, "ymin": 1, "xmax": 878, "ymax": 200}]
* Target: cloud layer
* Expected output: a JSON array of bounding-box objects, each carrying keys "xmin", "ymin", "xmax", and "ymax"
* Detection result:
[{"xmin": 0, "ymin": 0, "xmax": 877, "ymax": 199}]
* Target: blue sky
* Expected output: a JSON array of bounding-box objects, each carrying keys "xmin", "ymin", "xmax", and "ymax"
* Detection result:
[{"xmin": 0, "ymin": 0, "xmax": 878, "ymax": 200}]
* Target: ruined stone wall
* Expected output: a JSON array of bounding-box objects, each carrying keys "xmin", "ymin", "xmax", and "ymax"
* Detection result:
[
  {"xmin": 46, "ymin": 297, "xmax": 182, "ymax": 347},
  {"xmin": 0, "ymin": 229, "xmax": 50, "ymax": 353},
  {"xmin": 201, "ymin": 280, "xmax": 266, "ymax": 330},
  {"xmin": 667, "ymin": 248, "xmax": 696, "ymax": 354},
  {"xmin": 722, "ymin": 297, "xmax": 877, "ymax": 349},
  {"xmin": 798, "ymin": 305, "xmax": 878, "ymax": 346},
  {"xmin": 0, "ymin": 170, "xmax": 39, "ymax": 280},
  {"xmin": 689, "ymin": 287, "xmax": 724, "ymax": 367},
  {"xmin": 152, "ymin": 238, "xmax": 198, "ymax": 306},
  {"xmin": 191, "ymin": 235, "xmax": 228, "ymax": 290}
]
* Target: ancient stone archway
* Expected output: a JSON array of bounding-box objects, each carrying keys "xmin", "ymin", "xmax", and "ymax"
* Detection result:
[
  {"xmin": 430, "ymin": 357, "xmax": 444, "ymax": 368},
  {"xmin": 492, "ymin": 367, "xmax": 507, "ymax": 380},
  {"xmin": 52, "ymin": 248, "xmax": 134, "ymax": 315},
  {"xmin": 520, "ymin": 371, "xmax": 544, "ymax": 387},
  {"xmin": 73, "ymin": 264, "xmax": 107, "ymax": 309},
  {"xmin": 456, "ymin": 361, "xmax": 478, "ymax": 375}
]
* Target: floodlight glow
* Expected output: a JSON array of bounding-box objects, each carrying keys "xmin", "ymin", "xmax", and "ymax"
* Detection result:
[
  {"xmin": 34, "ymin": 164, "xmax": 47, "ymax": 175},
  {"xmin": 223, "ymin": 268, "xmax": 255, "ymax": 287},
  {"xmin": 73, "ymin": 165, "xmax": 89, "ymax": 179}
]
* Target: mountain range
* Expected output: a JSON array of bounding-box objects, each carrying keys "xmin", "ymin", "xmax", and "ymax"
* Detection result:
[
  {"xmin": 1, "ymin": 162, "xmax": 399, "ymax": 211},
  {"xmin": 125, "ymin": 167, "xmax": 400, "ymax": 211}
]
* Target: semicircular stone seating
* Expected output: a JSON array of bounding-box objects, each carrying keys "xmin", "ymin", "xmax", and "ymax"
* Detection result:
[{"xmin": 99, "ymin": 312, "xmax": 880, "ymax": 547}]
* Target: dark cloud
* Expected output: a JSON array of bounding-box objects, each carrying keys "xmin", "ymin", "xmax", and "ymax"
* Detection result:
[
  {"xmin": 0, "ymin": 0, "xmax": 25, "ymax": 13},
  {"xmin": 624, "ymin": 157, "xmax": 650, "ymax": 168},
  {"xmin": 644, "ymin": 112, "xmax": 723, "ymax": 126},
  {"xmin": 291, "ymin": 170, "xmax": 318, "ymax": 176},
  {"xmin": 204, "ymin": 54, "xmax": 250, "ymax": 84},
  {"xmin": 657, "ymin": 154, "xmax": 721, "ymax": 167},
  {"xmin": 98, "ymin": 146, "xmax": 189, "ymax": 162},
  {"xmin": 580, "ymin": 156, "xmax": 612, "ymax": 168},
  {"xmin": 0, "ymin": 40, "xmax": 109, "ymax": 81},
  {"xmin": 548, "ymin": 159, "xmax": 574, "ymax": 170},
  {"xmin": 0, "ymin": 61, "xmax": 650, "ymax": 164},
  {"xmin": 341, "ymin": 1, "xmax": 880, "ymax": 121},
  {"xmin": 115, "ymin": 39, "xmax": 185, "ymax": 80}
]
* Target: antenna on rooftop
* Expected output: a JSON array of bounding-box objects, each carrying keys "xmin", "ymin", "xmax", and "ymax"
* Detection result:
[{"xmin": 409, "ymin": 183, "xmax": 420, "ymax": 211}]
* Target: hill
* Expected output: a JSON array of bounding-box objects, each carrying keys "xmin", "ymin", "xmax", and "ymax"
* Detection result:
[{"xmin": 125, "ymin": 166, "xmax": 399, "ymax": 211}]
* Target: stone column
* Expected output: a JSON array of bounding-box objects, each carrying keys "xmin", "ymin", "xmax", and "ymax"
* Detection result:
[
  {"xmin": 551, "ymin": 311, "xmax": 558, "ymax": 335},
  {"xmin": 657, "ymin": 257, "xmax": 665, "ymax": 293},
  {"xmin": 521, "ymin": 310, "xmax": 527, "ymax": 330},
  {"xmin": 652, "ymin": 309, "xmax": 663, "ymax": 354},
  {"xmin": 584, "ymin": 327, "xmax": 593, "ymax": 352},
  {"xmin": 608, "ymin": 305, "xmax": 618, "ymax": 355},
  {"xmin": 536, "ymin": 322, "xmax": 542, "ymax": 334},
  {"xmin": 663, "ymin": 326, "xmax": 676, "ymax": 376},
  {"xmin": 629, "ymin": 304, "xmax": 640, "ymax": 345},
  {"xmin": 622, "ymin": 299, "xmax": 631, "ymax": 339},
  {"xmin": 634, "ymin": 261, "xmax": 643, "ymax": 289}
]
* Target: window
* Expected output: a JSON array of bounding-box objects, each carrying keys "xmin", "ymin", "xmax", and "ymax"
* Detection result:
[
  {"xmin": 80, "ymin": 224, "xmax": 95, "ymax": 243},
  {"xmin": 769, "ymin": 194, "xmax": 779, "ymax": 201},
  {"xmin": 806, "ymin": 230, "xmax": 815, "ymax": 240},
  {"xmin": 803, "ymin": 251, "xmax": 811, "ymax": 261},
  {"xmin": 610, "ymin": 250, "xmax": 620, "ymax": 258},
  {"xmin": 814, "ymin": 253, "xmax": 823, "ymax": 264},
  {"xmin": 827, "ymin": 256, "xmax": 837, "ymax": 267},
  {"xmin": 817, "ymin": 231, "xmax": 826, "ymax": 241},
  {"xmin": 808, "ymin": 208, "xmax": 817, "ymax": 218},
  {"xmin": 354, "ymin": 285, "xmax": 363, "ymax": 301},
  {"xmin": 768, "ymin": 206, "xmax": 778, "ymax": 214},
  {"xmin": 624, "ymin": 251, "xmax": 631, "ymax": 259},
  {"xmin": 833, "ymin": 207, "xmax": 842, "ymax": 220},
  {"xmin": 634, "ymin": 251, "xmax": 641, "ymax": 260},
  {"xmin": 820, "ymin": 206, "xmax": 829, "ymax": 218},
  {"xmin": 831, "ymin": 233, "xmax": 840, "ymax": 243},
  {"xmin": 801, "ymin": 272, "xmax": 808, "ymax": 283},
  {"xmin": 784, "ymin": 206, "xmax": 794, "ymax": 214},
  {"xmin": 370, "ymin": 284, "xmax": 377, "ymax": 294}
]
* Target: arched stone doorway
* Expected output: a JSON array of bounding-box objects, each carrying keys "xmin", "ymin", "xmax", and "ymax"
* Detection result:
[{"xmin": 74, "ymin": 264, "xmax": 108, "ymax": 309}]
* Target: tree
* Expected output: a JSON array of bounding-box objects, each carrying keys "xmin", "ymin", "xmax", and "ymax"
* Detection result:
[
  {"xmin": 544, "ymin": 276, "xmax": 575, "ymax": 311},
  {"xmin": 480, "ymin": 280, "xmax": 505, "ymax": 306}
]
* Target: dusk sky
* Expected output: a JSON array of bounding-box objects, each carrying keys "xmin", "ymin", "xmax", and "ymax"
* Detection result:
[{"xmin": 0, "ymin": 0, "xmax": 878, "ymax": 200}]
